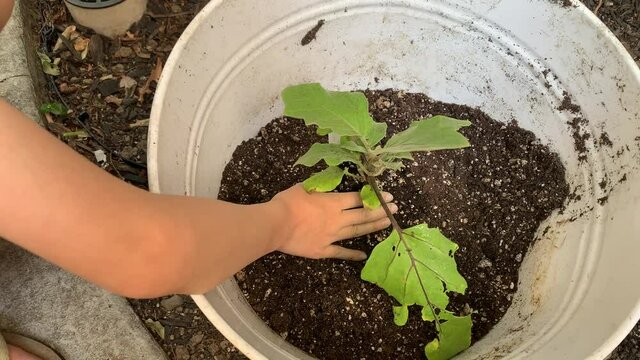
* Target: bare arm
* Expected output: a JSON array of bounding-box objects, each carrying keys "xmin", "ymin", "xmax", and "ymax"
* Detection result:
[{"xmin": 0, "ymin": 100, "xmax": 395, "ymax": 298}]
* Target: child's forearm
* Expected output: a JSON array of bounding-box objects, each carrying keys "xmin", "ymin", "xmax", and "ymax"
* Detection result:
[
  {"xmin": 0, "ymin": 100, "xmax": 285, "ymax": 297},
  {"xmin": 0, "ymin": 99, "xmax": 395, "ymax": 298}
]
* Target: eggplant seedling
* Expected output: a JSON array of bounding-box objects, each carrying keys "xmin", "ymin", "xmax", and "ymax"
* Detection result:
[{"xmin": 283, "ymin": 83, "xmax": 473, "ymax": 360}]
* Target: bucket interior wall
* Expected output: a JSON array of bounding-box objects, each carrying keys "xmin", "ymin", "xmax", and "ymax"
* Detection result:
[{"xmin": 149, "ymin": 0, "xmax": 640, "ymax": 359}]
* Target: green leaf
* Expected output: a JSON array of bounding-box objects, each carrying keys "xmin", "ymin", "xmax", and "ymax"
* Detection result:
[
  {"xmin": 303, "ymin": 166, "xmax": 345, "ymax": 192},
  {"xmin": 422, "ymin": 306, "xmax": 436, "ymax": 322},
  {"xmin": 365, "ymin": 121, "xmax": 388, "ymax": 146},
  {"xmin": 359, "ymin": 185, "xmax": 381, "ymax": 209},
  {"xmin": 62, "ymin": 130, "xmax": 88, "ymax": 138},
  {"xmin": 381, "ymin": 161, "xmax": 404, "ymax": 171},
  {"xmin": 282, "ymin": 83, "xmax": 374, "ymax": 138},
  {"xmin": 393, "ymin": 305, "xmax": 409, "ymax": 326},
  {"xmin": 39, "ymin": 102, "xmax": 68, "ymax": 116},
  {"xmin": 340, "ymin": 137, "xmax": 367, "ymax": 153},
  {"xmin": 295, "ymin": 143, "xmax": 361, "ymax": 167},
  {"xmin": 425, "ymin": 313, "xmax": 472, "ymax": 360},
  {"xmin": 144, "ymin": 319, "xmax": 166, "ymax": 340},
  {"xmin": 37, "ymin": 51, "xmax": 60, "ymax": 76},
  {"xmin": 391, "ymin": 152, "xmax": 414, "ymax": 161},
  {"xmin": 361, "ymin": 224, "xmax": 467, "ymax": 314},
  {"xmin": 381, "ymin": 116, "xmax": 471, "ymax": 154},
  {"xmin": 317, "ymin": 128, "xmax": 331, "ymax": 136}
]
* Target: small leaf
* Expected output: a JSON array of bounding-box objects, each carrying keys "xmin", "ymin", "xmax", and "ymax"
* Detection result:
[
  {"xmin": 365, "ymin": 121, "xmax": 388, "ymax": 146},
  {"xmin": 425, "ymin": 313, "xmax": 472, "ymax": 360},
  {"xmin": 382, "ymin": 116, "xmax": 471, "ymax": 154},
  {"xmin": 39, "ymin": 102, "xmax": 68, "ymax": 116},
  {"xmin": 391, "ymin": 152, "xmax": 414, "ymax": 161},
  {"xmin": 359, "ymin": 185, "xmax": 381, "ymax": 209},
  {"xmin": 340, "ymin": 137, "xmax": 367, "ymax": 153},
  {"xmin": 317, "ymin": 128, "xmax": 331, "ymax": 136},
  {"xmin": 303, "ymin": 166, "xmax": 345, "ymax": 192},
  {"xmin": 295, "ymin": 143, "xmax": 361, "ymax": 167},
  {"xmin": 382, "ymin": 161, "xmax": 404, "ymax": 171},
  {"xmin": 145, "ymin": 319, "xmax": 166, "ymax": 340},
  {"xmin": 282, "ymin": 83, "xmax": 374, "ymax": 138},
  {"xmin": 37, "ymin": 51, "xmax": 60, "ymax": 76},
  {"xmin": 393, "ymin": 305, "xmax": 409, "ymax": 326}
]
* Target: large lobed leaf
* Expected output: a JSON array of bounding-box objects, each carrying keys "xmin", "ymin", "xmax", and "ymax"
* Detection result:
[
  {"xmin": 382, "ymin": 116, "xmax": 472, "ymax": 154},
  {"xmin": 361, "ymin": 223, "xmax": 471, "ymax": 359},
  {"xmin": 282, "ymin": 83, "xmax": 387, "ymax": 148},
  {"xmin": 361, "ymin": 224, "xmax": 467, "ymax": 311},
  {"xmin": 295, "ymin": 143, "xmax": 362, "ymax": 167}
]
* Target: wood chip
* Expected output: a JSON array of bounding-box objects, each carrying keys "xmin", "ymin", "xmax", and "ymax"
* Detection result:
[
  {"xmin": 119, "ymin": 75, "xmax": 137, "ymax": 89},
  {"xmin": 138, "ymin": 58, "xmax": 163, "ymax": 102},
  {"xmin": 104, "ymin": 95, "xmax": 123, "ymax": 106},
  {"xmin": 129, "ymin": 119, "xmax": 150, "ymax": 128},
  {"xmin": 53, "ymin": 25, "xmax": 76, "ymax": 52},
  {"xmin": 114, "ymin": 46, "xmax": 134, "ymax": 58}
]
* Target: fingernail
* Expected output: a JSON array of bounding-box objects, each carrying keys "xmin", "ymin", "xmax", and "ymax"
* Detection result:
[
  {"xmin": 357, "ymin": 252, "xmax": 368, "ymax": 261},
  {"xmin": 383, "ymin": 193, "xmax": 394, "ymax": 202},
  {"xmin": 389, "ymin": 203, "xmax": 398, "ymax": 213}
]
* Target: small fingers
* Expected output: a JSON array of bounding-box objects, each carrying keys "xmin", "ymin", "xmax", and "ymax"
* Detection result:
[
  {"xmin": 337, "ymin": 217, "xmax": 392, "ymax": 240},
  {"xmin": 325, "ymin": 245, "xmax": 368, "ymax": 261},
  {"xmin": 341, "ymin": 203, "xmax": 398, "ymax": 227}
]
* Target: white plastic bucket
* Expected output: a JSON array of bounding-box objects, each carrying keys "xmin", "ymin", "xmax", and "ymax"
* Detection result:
[{"xmin": 148, "ymin": 1, "xmax": 640, "ymax": 359}]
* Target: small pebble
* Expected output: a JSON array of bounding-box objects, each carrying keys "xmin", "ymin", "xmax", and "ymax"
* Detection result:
[{"xmin": 160, "ymin": 295, "xmax": 184, "ymax": 311}]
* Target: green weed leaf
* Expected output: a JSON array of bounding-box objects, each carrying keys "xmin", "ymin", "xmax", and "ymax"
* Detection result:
[
  {"xmin": 303, "ymin": 166, "xmax": 345, "ymax": 192},
  {"xmin": 425, "ymin": 313, "xmax": 472, "ymax": 360},
  {"xmin": 145, "ymin": 319, "xmax": 166, "ymax": 340},
  {"xmin": 317, "ymin": 128, "xmax": 331, "ymax": 136},
  {"xmin": 359, "ymin": 185, "xmax": 381, "ymax": 209},
  {"xmin": 393, "ymin": 305, "xmax": 409, "ymax": 326},
  {"xmin": 382, "ymin": 116, "xmax": 471, "ymax": 154},
  {"xmin": 39, "ymin": 102, "xmax": 68, "ymax": 116},
  {"xmin": 37, "ymin": 51, "xmax": 60, "ymax": 76},
  {"xmin": 295, "ymin": 143, "xmax": 361, "ymax": 167},
  {"xmin": 282, "ymin": 83, "xmax": 374, "ymax": 138},
  {"xmin": 361, "ymin": 224, "xmax": 467, "ymax": 316}
]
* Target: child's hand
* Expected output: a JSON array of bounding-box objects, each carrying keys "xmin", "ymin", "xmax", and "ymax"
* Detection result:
[{"xmin": 270, "ymin": 184, "xmax": 397, "ymax": 261}]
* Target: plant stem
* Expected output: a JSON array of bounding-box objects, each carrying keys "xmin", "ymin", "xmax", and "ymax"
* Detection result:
[{"xmin": 365, "ymin": 175, "xmax": 442, "ymax": 333}]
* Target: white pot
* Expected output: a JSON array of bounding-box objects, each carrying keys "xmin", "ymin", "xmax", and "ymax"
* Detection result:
[
  {"xmin": 148, "ymin": 0, "xmax": 640, "ymax": 359},
  {"xmin": 64, "ymin": 0, "xmax": 148, "ymax": 39}
]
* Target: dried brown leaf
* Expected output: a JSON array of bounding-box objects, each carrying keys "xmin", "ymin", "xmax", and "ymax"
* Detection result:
[{"xmin": 138, "ymin": 58, "xmax": 163, "ymax": 102}]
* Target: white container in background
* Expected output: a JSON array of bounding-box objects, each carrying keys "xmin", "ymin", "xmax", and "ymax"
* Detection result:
[
  {"xmin": 64, "ymin": 0, "xmax": 147, "ymax": 38},
  {"xmin": 149, "ymin": 0, "xmax": 640, "ymax": 359}
]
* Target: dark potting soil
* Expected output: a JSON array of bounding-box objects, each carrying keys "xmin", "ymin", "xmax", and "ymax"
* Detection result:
[
  {"xmin": 218, "ymin": 89, "xmax": 570, "ymax": 360},
  {"xmin": 301, "ymin": 19, "xmax": 325, "ymax": 46}
]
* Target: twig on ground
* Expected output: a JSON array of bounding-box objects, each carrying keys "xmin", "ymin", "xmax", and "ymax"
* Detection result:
[
  {"xmin": 594, "ymin": 0, "xmax": 604, "ymax": 15},
  {"xmin": 146, "ymin": 11, "xmax": 193, "ymax": 19}
]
